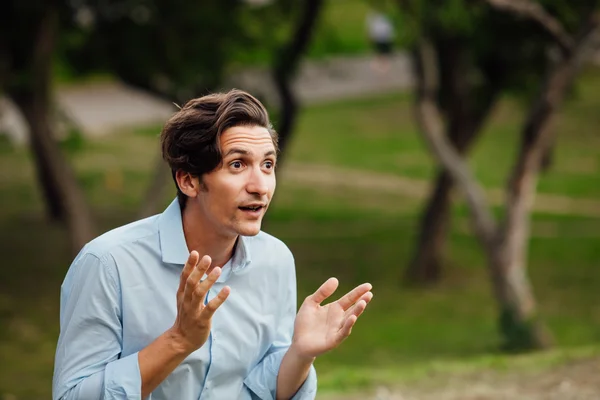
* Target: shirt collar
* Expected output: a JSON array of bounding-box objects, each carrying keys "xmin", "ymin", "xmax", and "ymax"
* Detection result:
[
  {"xmin": 158, "ymin": 198, "xmax": 252, "ymax": 273},
  {"xmin": 230, "ymin": 235, "xmax": 252, "ymax": 272},
  {"xmin": 158, "ymin": 199, "xmax": 190, "ymax": 265}
]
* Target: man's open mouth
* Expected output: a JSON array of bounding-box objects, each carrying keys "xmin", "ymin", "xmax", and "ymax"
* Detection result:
[{"xmin": 239, "ymin": 205, "xmax": 263, "ymax": 212}]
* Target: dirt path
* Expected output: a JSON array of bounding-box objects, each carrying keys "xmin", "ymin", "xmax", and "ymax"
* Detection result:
[
  {"xmin": 281, "ymin": 163, "xmax": 600, "ymax": 218},
  {"xmin": 1, "ymin": 53, "xmax": 413, "ymax": 144},
  {"xmin": 319, "ymin": 356, "xmax": 600, "ymax": 400}
]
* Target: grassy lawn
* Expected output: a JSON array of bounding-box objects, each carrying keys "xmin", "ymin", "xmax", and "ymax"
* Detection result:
[
  {"xmin": 1, "ymin": 72, "xmax": 600, "ymax": 398},
  {"xmin": 288, "ymin": 67, "xmax": 600, "ymax": 199}
]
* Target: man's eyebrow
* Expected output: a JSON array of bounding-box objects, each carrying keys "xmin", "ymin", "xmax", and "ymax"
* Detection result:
[
  {"xmin": 224, "ymin": 148, "xmax": 277, "ymax": 158},
  {"xmin": 224, "ymin": 148, "xmax": 249, "ymax": 157}
]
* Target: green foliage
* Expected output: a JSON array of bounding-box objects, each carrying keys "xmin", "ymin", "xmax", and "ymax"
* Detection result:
[
  {"xmin": 309, "ymin": 0, "xmax": 371, "ymax": 58},
  {"xmin": 226, "ymin": 4, "xmax": 288, "ymax": 67},
  {"xmin": 60, "ymin": 0, "xmax": 253, "ymax": 101},
  {"xmin": 433, "ymin": 0, "xmax": 479, "ymax": 35},
  {"xmin": 400, "ymin": 0, "xmax": 598, "ymax": 103},
  {"xmin": 0, "ymin": 0, "xmax": 58, "ymax": 92},
  {"xmin": 53, "ymin": 0, "xmax": 388, "ymax": 76}
]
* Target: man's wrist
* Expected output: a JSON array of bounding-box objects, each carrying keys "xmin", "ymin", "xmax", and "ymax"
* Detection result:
[
  {"xmin": 164, "ymin": 327, "xmax": 195, "ymax": 357},
  {"xmin": 287, "ymin": 343, "xmax": 316, "ymax": 365}
]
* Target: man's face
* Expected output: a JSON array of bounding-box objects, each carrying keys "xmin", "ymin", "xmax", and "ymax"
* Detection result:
[{"xmin": 196, "ymin": 125, "xmax": 277, "ymax": 237}]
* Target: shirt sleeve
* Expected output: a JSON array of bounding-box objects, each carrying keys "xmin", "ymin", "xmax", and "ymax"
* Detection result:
[
  {"xmin": 243, "ymin": 252, "xmax": 317, "ymax": 400},
  {"xmin": 52, "ymin": 251, "xmax": 142, "ymax": 400}
]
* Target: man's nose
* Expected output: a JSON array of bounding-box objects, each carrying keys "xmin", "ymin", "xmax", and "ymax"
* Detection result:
[{"xmin": 246, "ymin": 168, "xmax": 269, "ymax": 196}]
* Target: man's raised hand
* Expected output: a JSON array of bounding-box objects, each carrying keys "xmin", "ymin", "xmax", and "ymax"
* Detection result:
[
  {"xmin": 170, "ymin": 251, "xmax": 230, "ymax": 354},
  {"xmin": 290, "ymin": 278, "xmax": 373, "ymax": 359}
]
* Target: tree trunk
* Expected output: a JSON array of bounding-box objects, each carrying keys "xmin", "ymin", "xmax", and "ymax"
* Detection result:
[
  {"xmin": 486, "ymin": 19, "xmax": 598, "ymax": 350},
  {"xmin": 1, "ymin": 8, "xmax": 65, "ymax": 222},
  {"xmin": 406, "ymin": 119, "xmax": 491, "ymax": 285},
  {"xmin": 540, "ymin": 140, "xmax": 554, "ymax": 172},
  {"xmin": 489, "ymin": 159, "xmax": 553, "ymax": 350},
  {"xmin": 13, "ymin": 93, "xmax": 96, "ymax": 255},
  {"xmin": 406, "ymin": 38, "xmax": 498, "ymax": 284},
  {"xmin": 413, "ymin": 36, "xmax": 549, "ymax": 351},
  {"xmin": 36, "ymin": 143, "xmax": 66, "ymax": 221},
  {"xmin": 408, "ymin": 0, "xmax": 598, "ymax": 353},
  {"xmin": 9, "ymin": 4, "xmax": 95, "ymax": 256},
  {"xmin": 490, "ymin": 148, "xmax": 552, "ymax": 350},
  {"xmin": 490, "ymin": 202, "xmax": 553, "ymax": 351},
  {"xmin": 272, "ymin": 0, "xmax": 324, "ymax": 162},
  {"xmin": 414, "ymin": 37, "xmax": 498, "ymax": 252},
  {"xmin": 272, "ymin": 71, "xmax": 297, "ymax": 160},
  {"xmin": 405, "ymin": 170, "xmax": 453, "ymax": 283},
  {"xmin": 406, "ymin": 126, "xmax": 482, "ymax": 284}
]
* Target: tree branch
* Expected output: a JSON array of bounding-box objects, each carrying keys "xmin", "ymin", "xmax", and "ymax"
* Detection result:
[
  {"xmin": 414, "ymin": 38, "xmax": 498, "ymax": 249},
  {"xmin": 501, "ymin": 14, "xmax": 600, "ymax": 239},
  {"xmin": 484, "ymin": 0, "xmax": 574, "ymax": 52},
  {"xmin": 272, "ymin": 0, "xmax": 324, "ymax": 161}
]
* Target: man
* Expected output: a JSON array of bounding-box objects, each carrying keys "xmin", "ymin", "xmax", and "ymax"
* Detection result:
[{"xmin": 53, "ymin": 89, "xmax": 373, "ymax": 400}]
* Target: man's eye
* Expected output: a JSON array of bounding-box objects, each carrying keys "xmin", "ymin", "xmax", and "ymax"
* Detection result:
[
  {"xmin": 265, "ymin": 161, "xmax": 274, "ymax": 169},
  {"xmin": 231, "ymin": 161, "xmax": 243, "ymax": 169}
]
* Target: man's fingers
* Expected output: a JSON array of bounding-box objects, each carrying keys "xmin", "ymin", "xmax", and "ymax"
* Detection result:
[
  {"xmin": 344, "ymin": 293, "xmax": 372, "ymax": 318},
  {"xmin": 350, "ymin": 299, "xmax": 368, "ymax": 319},
  {"xmin": 196, "ymin": 255, "xmax": 212, "ymax": 276},
  {"xmin": 357, "ymin": 291, "xmax": 373, "ymax": 306},
  {"xmin": 310, "ymin": 277, "xmax": 339, "ymax": 305},
  {"xmin": 335, "ymin": 315, "xmax": 358, "ymax": 344},
  {"xmin": 192, "ymin": 267, "xmax": 222, "ymax": 306},
  {"xmin": 184, "ymin": 255, "xmax": 211, "ymax": 302},
  {"xmin": 178, "ymin": 251, "xmax": 200, "ymax": 295},
  {"xmin": 339, "ymin": 296, "xmax": 371, "ymax": 343},
  {"xmin": 337, "ymin": 283, "xmax": 372, "ymax": 311},
  {"xmin": 201, "ymin": 286, "xmax": 231, "ymax": 320}
]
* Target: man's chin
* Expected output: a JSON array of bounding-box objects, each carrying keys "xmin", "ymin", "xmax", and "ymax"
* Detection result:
[{"xmin": 237, "ymin": 222, "xmax": 262, "ymax": 237}]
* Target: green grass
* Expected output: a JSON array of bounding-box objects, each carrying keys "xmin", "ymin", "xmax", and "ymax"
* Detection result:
[
  {"xmin": 287, "ymin": 68, "xmax": 600, "ymax": 199},
  {"xmin": 265, "ymin": 185, "xmax": 600, "ymax": 380},
  {"xmin": 316, "ymin": 345, "xmax": 600, "ymax": 394},
  {"xmin": 1, "ymin": 72, "xmax": 600, "ymax": 398}
]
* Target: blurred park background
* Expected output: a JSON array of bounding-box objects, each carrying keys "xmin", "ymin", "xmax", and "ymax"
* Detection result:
[{"xmin": 1, "ymin": 0, "xmax": 600, "ymax": 399}]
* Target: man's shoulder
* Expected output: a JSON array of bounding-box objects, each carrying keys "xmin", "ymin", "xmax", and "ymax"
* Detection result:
[{"xmin": 81, "ymin": 214, "xmax": 160, "ymax": 260}]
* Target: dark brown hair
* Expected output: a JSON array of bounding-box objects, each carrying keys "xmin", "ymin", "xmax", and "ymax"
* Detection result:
[{"xmin": 160, "ymin": 89, "xmax": 278, "ymax": 209}]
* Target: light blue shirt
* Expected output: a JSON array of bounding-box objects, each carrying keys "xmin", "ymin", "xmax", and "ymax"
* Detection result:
[{"xmin": 52, "ymin": 199, "xmax": 317, "ymax": 400}]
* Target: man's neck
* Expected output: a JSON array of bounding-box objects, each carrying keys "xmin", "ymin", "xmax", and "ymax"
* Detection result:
[{"xmin": 181, "ymin": 204, "xmax": 237, "ymax": 271}]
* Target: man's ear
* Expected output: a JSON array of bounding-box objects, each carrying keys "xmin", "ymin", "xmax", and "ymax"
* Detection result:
[{"xmin": 175, "ymin": 170, "xmax": 200, "ymax": 198}]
